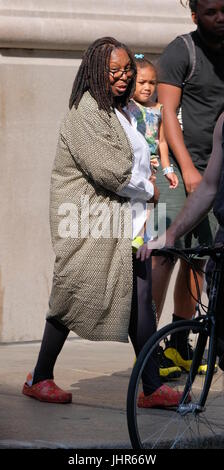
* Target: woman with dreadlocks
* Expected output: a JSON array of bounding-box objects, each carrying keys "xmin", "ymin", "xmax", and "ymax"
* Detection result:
[{"xmin": 22, "ymin": 37, "xmax": 183, "ymax": 407}]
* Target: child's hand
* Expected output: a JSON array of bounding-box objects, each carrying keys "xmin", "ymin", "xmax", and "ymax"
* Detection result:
[
  {"xmin": 150, "ymin": 158, "xmax": 160, "ymax": 175},
  {"xmin": 165, "ymin": 172, "xmax": 179, "ymax": 189},
  {"xmin": 148, "ymin": 176, "xmax": 160, "ymax": 205},
  {"xmin": 149, "ymin": 174, "xmax": 156, "ymax": 184}
]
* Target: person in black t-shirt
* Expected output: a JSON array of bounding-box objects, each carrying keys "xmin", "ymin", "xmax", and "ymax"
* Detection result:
[
  {"xmin": 137, "ymin": 112, "xmax": 224, "ymax": 256},
  {"xmin": 137, "ymin": 111, "xmax": 224, "ymax": 293},
  {"xmin": 151, "ymin": 0, "xmax": 224, "ymax": 374},
  {"xmin": 138, "ymin": 111, "xmax": 224, "ymax": 369}
]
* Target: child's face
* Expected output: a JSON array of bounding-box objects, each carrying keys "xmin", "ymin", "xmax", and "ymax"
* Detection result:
[{"xmin": 133, "ymin": 64, "xmax": 157, "ymax": 104}]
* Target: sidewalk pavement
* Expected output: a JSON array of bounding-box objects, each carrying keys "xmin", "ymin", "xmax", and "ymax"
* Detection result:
[
  {"xmin": 0, "ymin": 337, "xmax": 135, "ymax": 449},
  {"xmin": 0, "ymin": 265, "xmax": 177, "ymax": 450},
  {"xmin": 1, "ymin": 265, "xmax": 224, "ymax": 450},
  {"xmin": 1, "ymin": 335, "xmax": 224, "ymax": 450}
]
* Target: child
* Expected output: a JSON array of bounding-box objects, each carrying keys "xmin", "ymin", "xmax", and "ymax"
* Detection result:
[{"xmin": 128, "ymin": 54, "xmax": 178, "ymax": 250}]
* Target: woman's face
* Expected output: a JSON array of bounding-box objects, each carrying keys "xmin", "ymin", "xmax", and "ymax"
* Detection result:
[{"xmin": 109, "ymin": 48, "xmax": 134, "ymax": 97}]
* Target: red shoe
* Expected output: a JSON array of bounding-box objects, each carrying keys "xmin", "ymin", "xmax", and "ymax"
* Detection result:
[
  {"xmin": 137, "ymin": 384, "xmax": 191, "ymax": 409},
  {"xmin": 22, "ymin": 377, "xmax": 72, "ymax": 404}
]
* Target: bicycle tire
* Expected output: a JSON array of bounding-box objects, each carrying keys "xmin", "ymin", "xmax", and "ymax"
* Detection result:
[{"xmin": 127, "ymin": 319, "xmax": 222, "ymax": 449}]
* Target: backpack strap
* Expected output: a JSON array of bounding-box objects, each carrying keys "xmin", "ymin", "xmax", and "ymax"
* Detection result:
[{"xmin": 179, "ymin": 33, "xmax": 196, "ymax": 85}]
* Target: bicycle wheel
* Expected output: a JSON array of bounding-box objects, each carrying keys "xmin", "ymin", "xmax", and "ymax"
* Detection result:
[{"xmin": 127, "ymin": 319, "xmax": 224, "ymax": 449}]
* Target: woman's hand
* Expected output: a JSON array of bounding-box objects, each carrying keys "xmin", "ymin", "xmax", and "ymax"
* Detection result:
[{"xmin": 136, "ymin": 230, "xmax": 176, "ymax": 261}]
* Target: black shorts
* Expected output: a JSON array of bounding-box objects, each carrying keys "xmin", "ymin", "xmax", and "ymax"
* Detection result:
[{"xmin": 153, "ymin": 162, "xmax": 218, "ymax": 256}]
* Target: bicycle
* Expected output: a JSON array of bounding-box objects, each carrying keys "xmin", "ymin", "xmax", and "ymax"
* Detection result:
[{"xmin": 127, "ymin": 245, "xmax": 224, "ymax": 449}]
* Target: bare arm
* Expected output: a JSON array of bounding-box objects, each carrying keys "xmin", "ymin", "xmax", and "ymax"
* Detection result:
[
  {"xmin": 158, "ymin": 112, "xmax": 170, "ymax": 169},
  {"xmin": 159, "ymin": 113, "xmax": 179, "ymax": 188},
  {"xmin": 137, "ymin": 113, "xmax": 224, "ymax": 259},
  {"xmin": 157, "ymin": 83, "xmax": 202, "ymax": 193},
  {"xmin": 167, "ymin": 114, "xmax": 224, "ymax": 242}
]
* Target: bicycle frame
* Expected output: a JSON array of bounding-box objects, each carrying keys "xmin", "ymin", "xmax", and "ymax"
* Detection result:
[
  {"xmin": 155, "ymin": 246, "xmax": 224, "ymax": 412},
  {"xmin": 207, "ymin": 250, "xmax": 224, "ymax": 342},
  {"xmin": 127, "ymin": 245, "xmax": 224, "ymax": 449}
]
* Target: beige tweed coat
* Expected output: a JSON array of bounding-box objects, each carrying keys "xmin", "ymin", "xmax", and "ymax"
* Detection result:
[{"xmin": 46, "ymin": 91, "xmax": 135, "ymax": 342}]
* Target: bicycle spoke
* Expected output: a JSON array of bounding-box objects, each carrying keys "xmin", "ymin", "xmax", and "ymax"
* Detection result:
[{"xmin": 127, "ymin": 320, "xmax": 224, "ymax": 449}]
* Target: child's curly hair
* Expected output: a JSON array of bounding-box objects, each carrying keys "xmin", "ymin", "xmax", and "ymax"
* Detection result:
[{"xmin": 180, "ymin": 0, "xmax": 198, "ymax": 12}]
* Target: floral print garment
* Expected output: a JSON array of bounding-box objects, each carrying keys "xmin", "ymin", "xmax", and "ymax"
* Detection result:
[{"xmin": 128, "ymin": 100, "xmax": 162, "ymax": 159}]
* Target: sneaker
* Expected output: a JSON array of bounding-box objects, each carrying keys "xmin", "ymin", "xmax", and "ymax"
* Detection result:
[
  {"xmin": 157, "ymin": 346, "xmax": 182, "ymax": 380},
  {"xmin": 137, "ymin": 384, "xmax": 190, "ymax": 409},
  {"xmin": 132, "ymin": 236, "xmax": 144, "ymax": 253},
  {"xmin": 164, "ymin": 343, "xmax": 218, "ymax": 375},
  {"xmin": 22, "ymin": 372, "xmax": 72, "ymax": 403}
]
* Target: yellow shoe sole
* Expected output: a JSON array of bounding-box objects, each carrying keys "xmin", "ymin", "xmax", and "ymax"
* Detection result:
[
  {"xmin": 164, "ymin": 347, "xmax": 218, "ymax": 375},
  {"xmin": 159, "ymin": 366, "xmax": 181, "ymax": 379},
  {"xmin": 134, "ymin": 356, "xmax": 182, "ymax": 379}
]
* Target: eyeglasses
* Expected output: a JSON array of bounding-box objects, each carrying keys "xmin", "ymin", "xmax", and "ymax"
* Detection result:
[{"xmin": 108, "ymin": 67, "xmax": 134, "ymax": 79}]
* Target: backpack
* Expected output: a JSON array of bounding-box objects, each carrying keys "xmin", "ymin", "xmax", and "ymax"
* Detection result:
[
  {"xmin": 180, "ymin": 33, "xmax": 196, "ymax": 85},
  {"xmin": 177, "ymin": 33, "xmax": 196, "ymax": 129}
]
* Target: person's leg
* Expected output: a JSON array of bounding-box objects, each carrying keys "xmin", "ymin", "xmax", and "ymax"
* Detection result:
[
  {"xmin": 129, "ymin": 256, "xmax": 185, "ymax": 407},
  {"xmin": 173, "ymin": 258, "xmax": 205, "ymax": 319},
  {"xmin": 165, "ymin": 255, "xmax": 205, "ymax": 367},
  {"xmin": 23, "ymin": 318, "xmax": 72, "ymax": 403},
  {"xmin": 32, "ymin": 318, "xmax": 70, "ymax": 384},
  {"xmin": 167, "ymin": 212, "xmax": 218, "ymax": 365},
  {"xmin": 151, "ymin": 161, "xmax": 185, "ymax": 322},
  {"xmin": 151, "ymin": 255, "xmax": 184, "ymax": 378},
  {"xmin": 151, "ymin": 255, "xmax": 176, "ymax": 322},
  {"xmin": 129, "ymin": 256, "xmax": 161, "ymax": 394}
]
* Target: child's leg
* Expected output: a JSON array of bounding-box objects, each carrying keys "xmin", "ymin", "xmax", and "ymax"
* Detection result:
[{"xmin": 132, "ymin": 210, "xmax": 151, "ymax": 252}]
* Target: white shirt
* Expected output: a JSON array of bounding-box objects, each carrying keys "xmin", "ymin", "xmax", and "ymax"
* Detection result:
[{"xmin": 115, "ymin": 108, "xmax": 153, "ymax": 239}]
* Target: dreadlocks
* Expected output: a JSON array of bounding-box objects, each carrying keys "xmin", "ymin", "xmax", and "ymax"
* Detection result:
[
  {"xmin": 69, "ymin": 37, "xmax": 137, "ymax": 113},
  {"xmin": 180, "ymin": 0, "xmax": 198, "ymax": 12}
]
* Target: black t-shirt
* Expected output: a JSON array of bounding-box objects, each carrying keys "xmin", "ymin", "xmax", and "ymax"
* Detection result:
[
  {"xmin": 213, "ymin": 122, "xmax": 224, "ymax": 226},
  {"xmin": 157, "ymin": 30, "xmax": 224, "ymax": 172}
]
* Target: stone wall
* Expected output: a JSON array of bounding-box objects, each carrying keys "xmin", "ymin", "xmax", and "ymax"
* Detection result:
[{"xmin": 0, "ymin": 0, "xmax": 194, "ymax": 342}]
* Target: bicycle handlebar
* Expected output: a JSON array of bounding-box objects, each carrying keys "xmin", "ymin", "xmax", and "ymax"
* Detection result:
[{"xmin": 150, "ymin": 244, "xmax": 224, "ymax": 258}]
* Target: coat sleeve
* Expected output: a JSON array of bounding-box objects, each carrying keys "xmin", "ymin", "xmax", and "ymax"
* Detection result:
[
  {"xmin": 117, "ymin": 172, "xmax": 154, "ymax": 201},
  {"xmin": 62, "ymin": 105, "xmax": 132, "ymax": 194}
]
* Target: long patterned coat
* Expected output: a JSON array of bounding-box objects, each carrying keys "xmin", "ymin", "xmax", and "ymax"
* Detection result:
[{"xmin": 47, "ymin": 91, "xmax": 134, "ymax": 342}]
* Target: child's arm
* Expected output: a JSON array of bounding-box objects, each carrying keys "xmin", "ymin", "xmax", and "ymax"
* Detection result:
[{"xmin": 158, "ymin": 107, "xmax": 179, "ymax": 189}]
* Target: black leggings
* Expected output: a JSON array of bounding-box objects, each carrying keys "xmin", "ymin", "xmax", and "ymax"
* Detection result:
[
  {"xmin": 33, "ymin": 318, "xmax": 70, "ymax": 384},
  {"xmin": 129, "ymin": 256, "xmax": 161, "ymax": 394},
  {"xmin": 33, "ymin": 256, "xmax": 161, "ymax": 393}
]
